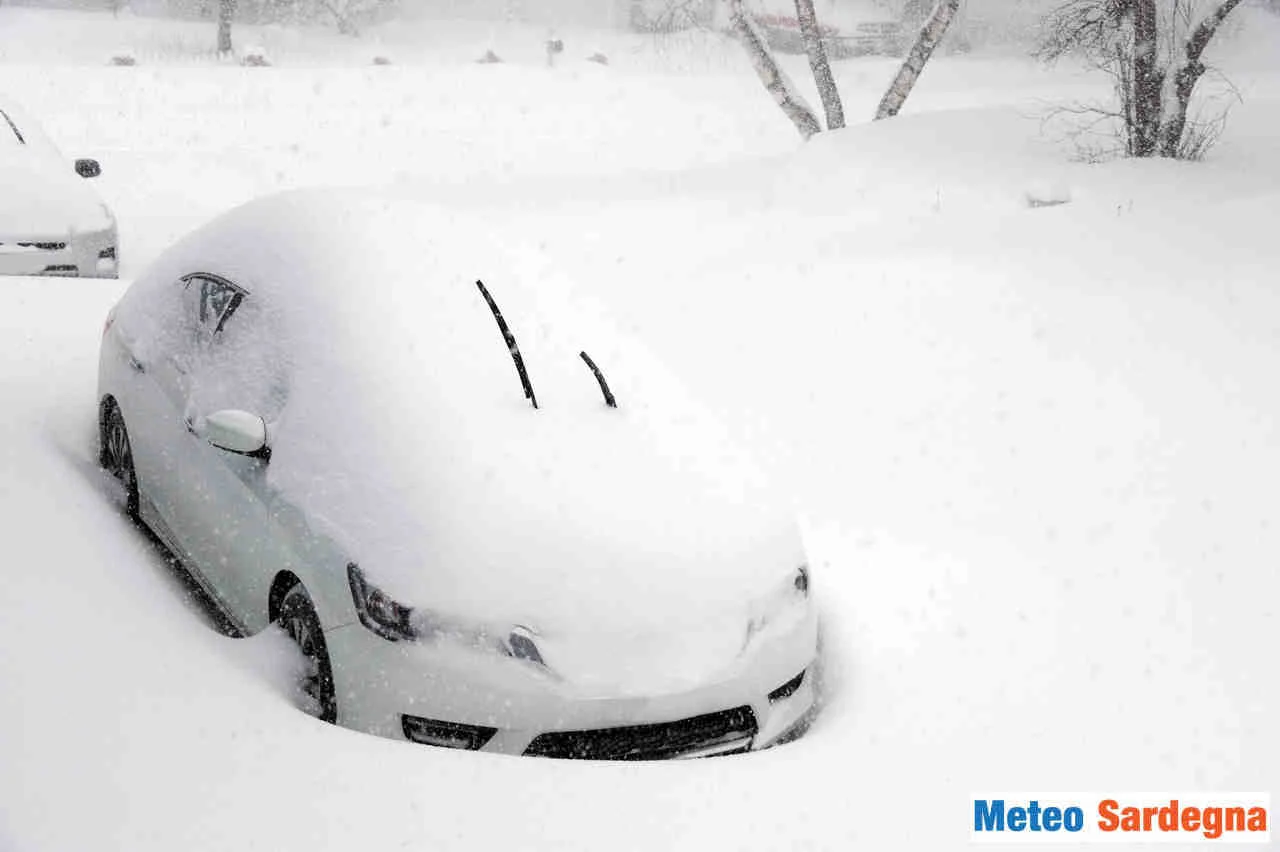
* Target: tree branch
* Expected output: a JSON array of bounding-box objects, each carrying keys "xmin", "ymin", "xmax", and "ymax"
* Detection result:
[
  {"xmin": 1157, "ymin": 0, "xmax": 1244, "ymax": 156},
  {"xmin": 875, "ymin": 0, "xmax": 961, "ymax": 120},
  {"xmin": 1185, "ymin": 0, "xmax": 1244, "ymax": 64},
  {"xmin": 794, "ymin": 0, "xmax": 844, "ymax": 130},
  {"xmin": 728, "ymin": 0, "xmax": 823, "ymax": 139}
]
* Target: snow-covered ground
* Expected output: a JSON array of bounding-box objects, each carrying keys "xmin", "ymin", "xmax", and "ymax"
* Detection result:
[{"xmin": 1, "ymin": 6, "xmax": 1277, "ymax": 850}]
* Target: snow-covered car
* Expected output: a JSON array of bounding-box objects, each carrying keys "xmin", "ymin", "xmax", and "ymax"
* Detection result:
[
  {"xmin": 97, "ymin": 191, "xmax": 818, "ymax": 759},
  {"xmin": 0, "ymin": 100, "xmax": 118, "ymax": 278},
  {"xmin": 628, "ymin": 0, "xmax": 903, "ymax": 57},
  {"xmin": 752, "ymin": 10, "xmax": 904, "ymax": 58}
]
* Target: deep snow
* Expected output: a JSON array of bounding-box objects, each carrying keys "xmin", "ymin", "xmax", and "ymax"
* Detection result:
[{"xmin": 1, "ymin": 5, "xmax": 1277, "ymax": 851}]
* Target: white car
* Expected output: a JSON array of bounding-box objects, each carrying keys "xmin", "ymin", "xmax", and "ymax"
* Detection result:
[
  {"xmin": 0, "ymin": 99, "xmax": 118, "ymax": 278},
  {"xmin": 97, "ymin": 191, "xmax": 818, "ymax": 759}
]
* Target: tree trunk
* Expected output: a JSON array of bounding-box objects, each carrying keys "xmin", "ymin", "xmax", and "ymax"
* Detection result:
[
  {"xmin": 1128, "ymin": 0, "xmax": 1162, "ymax": 156},
  {"xmin": 1157, "ymin": 0, "xmax": 1244, "ymax": 157},
  {"xmin": 728, "ymin": 0, "xmax": 823, "ymax": 140},
  {"xmin": 217, "ymin": 0, "xmax": 236, "ymax": 54},
  {"xmin": 319, "ymin": 0, "xmax": 361, "ymax": 36},
  {"xmin": 794, "ymin": 0, "xmax": 844, "ymax": 130},
  {"xmin": 874, "ymin": 0, "xmax": 961, "ymax": 120}
]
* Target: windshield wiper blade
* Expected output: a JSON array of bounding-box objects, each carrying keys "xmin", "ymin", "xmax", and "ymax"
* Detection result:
[
  {"xmin": 476, "ymin": 279, "xmax": 538, "ymax": 410},
  {"xmin": 579, "ymin": 350, "xmax": 617, "ymax": 408}
]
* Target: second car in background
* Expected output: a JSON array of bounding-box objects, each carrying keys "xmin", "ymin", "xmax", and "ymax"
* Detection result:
[{"xmin": 0, "ymin": 98, "xmax": 117, "ymax": 279}]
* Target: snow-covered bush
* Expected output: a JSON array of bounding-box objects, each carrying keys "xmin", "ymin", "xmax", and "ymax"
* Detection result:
[
  {"xmin": 240, "ymin": 45, "xmax": 272, "ymax": 66},
  {"xmin": 1024, "ymin": 179, "xmax": 1072, "ymax": 208}
]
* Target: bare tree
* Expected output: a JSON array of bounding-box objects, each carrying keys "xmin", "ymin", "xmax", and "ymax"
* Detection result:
[
  {"xmin": 314, "ymin": 0, "xmax": 393, "ymax": 35},
  {"xmin": 317, "ymin": 0, "xmax": 358, "ymax": 34},
  {"xmin": 630, "ymin": 0, "xmax": 715, "ymax": 33},
  {"xmin": 731, "ymin": 0, "xmax": 961, "ymax": 138},
  {"xmin": 795, "ymin": 0, "xmax": 844, "ymax": 130},
  {"xmin": 1038, "ymin": 0, "xmax": 1246, "ymax": 159},
  {"xmin": 217, "ymin": 0, "xmax": 236, "ymax": 54},
  {"xmin": 1158, "ymin": 0, "xmax": 1243, "ymax": 156},
  {"xmin": 727, "ymin": 0, "xmax": 822, "ymax": 139},
  {"xmin": 875, "ymin": 0, "xmax": 962, "ymax": 120}
]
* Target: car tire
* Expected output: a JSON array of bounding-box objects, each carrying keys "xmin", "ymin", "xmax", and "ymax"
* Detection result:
[
  {"xmin": 278, "ymin": 583, "xmax": 338, "ymax": 724},
  {"xmin": 100, "ymin": 399, "xmax": 139, "ymax": 519}
]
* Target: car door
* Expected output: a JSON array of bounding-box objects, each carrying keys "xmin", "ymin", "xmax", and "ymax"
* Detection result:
[
  {"xmin": 111, "ymin": 274, "xmax": 216, "ymax": 551},
  {"xmin": 163, "ymin": 273, "xmax": 297, "ymax": 633}
]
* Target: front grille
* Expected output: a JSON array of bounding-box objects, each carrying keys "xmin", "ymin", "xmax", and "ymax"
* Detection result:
[
  {"xmin": 523, "ymin": 705, "xmax": 757, "ymax": 761},
  {"xmin": 12, "ymin": 242, "xmax": 67, "ymax": 251},
  {"xmin": 39, "ymin": 265, "xmax": 79, "ymax": 277}
]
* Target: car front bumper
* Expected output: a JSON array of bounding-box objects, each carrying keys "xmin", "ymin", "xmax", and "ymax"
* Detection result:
[
  {"xmin": 323, "ymin": 606, "xmax": 819, "ymax": 758},
  {"xmin": 0, "ymin": 228, "xmax": 118, "ymax": 278}
]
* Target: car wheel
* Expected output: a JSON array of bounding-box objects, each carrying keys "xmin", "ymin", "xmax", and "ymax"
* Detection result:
[
  {"xmin": 278, "ymin": 583, "xmax": 338, "ymax": 724},
  {"xmin": 100, "ymin": 399, "xmax": 139, "ymax": 519}
]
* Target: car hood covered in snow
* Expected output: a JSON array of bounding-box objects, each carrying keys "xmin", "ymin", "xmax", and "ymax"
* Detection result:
[
  {"xmin": 117, "ymin": 191, "xmax": 806, "ymax": 686},
  {"xmin": 0, "ymin": 133, "xmax": 110, "ymax": 238}
]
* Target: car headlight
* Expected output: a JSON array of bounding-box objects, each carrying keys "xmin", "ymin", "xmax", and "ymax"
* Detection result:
[
  {"xmin": 743, "ymin": 564, "xmax": 813, "ymax": 649},
  {"xmin": 347, "ymin": 562, "xmax": 416, "ymax": 641},
  {"xmin": 346, "ymin": 563, "xmax": 549, "ymax": 668}
]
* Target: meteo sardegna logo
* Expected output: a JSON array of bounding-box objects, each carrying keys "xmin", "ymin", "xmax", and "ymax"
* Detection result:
[{"xmin": 970, "ymin": 793, "xmax": 1270, "ymax": 844}]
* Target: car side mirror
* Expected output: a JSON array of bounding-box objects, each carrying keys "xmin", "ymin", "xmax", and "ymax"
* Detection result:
[
  {"xmin": 75, "ymin": 158, "xmax": 101, "ymax": 179},
  {"xmin": 204, "ymin": 409, "xmax": 270, "ymax": 459}
]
